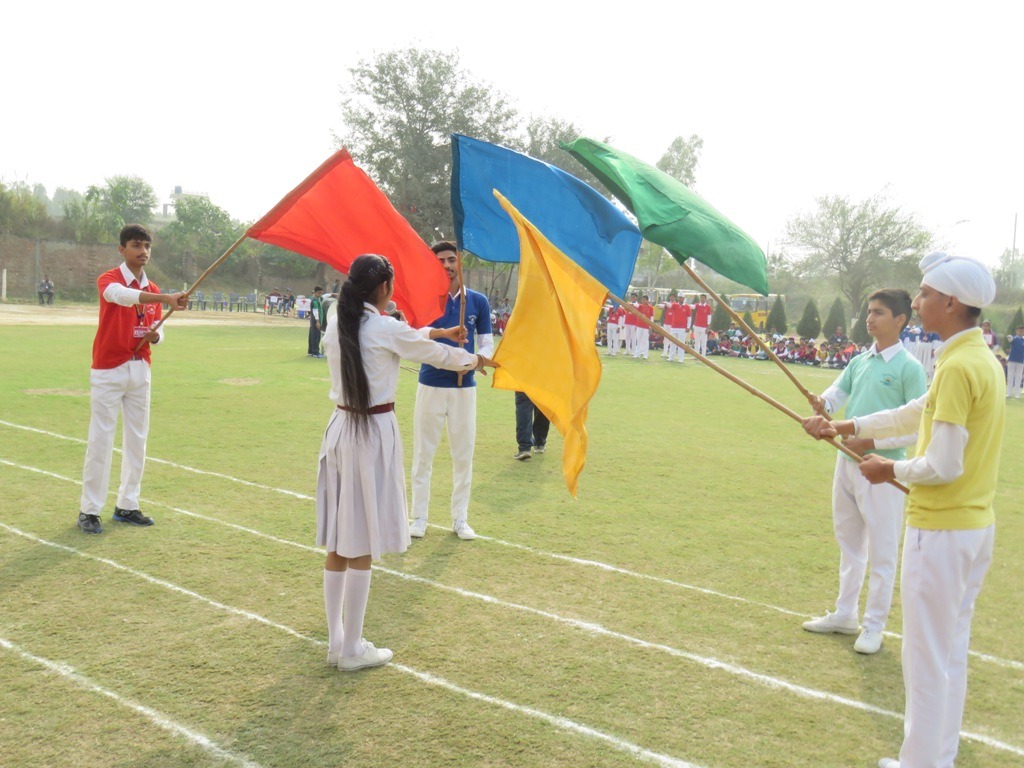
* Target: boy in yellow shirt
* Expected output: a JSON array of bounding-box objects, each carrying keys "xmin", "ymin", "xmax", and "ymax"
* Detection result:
[{"xmin": 803, "ymin": 253, "xmax": 1004, "ymax": 768}]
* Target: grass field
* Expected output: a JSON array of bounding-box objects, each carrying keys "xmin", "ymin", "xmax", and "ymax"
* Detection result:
[{"xmin": 1, "ymin": 303, "xmax": 1022, "ymax": 768}]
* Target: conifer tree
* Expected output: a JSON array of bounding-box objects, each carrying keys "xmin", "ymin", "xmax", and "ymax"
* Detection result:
[
  {"xmin": 765, "ymin": 296, "xmax": 787, "ymax": 334},
  {"xmin": 796, "ymin": 299, "xmax": 822, "ymax": 340}
]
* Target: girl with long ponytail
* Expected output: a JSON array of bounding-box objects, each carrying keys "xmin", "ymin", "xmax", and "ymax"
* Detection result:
[{"xmin": 316, "ymin": 254, "xmax": 495, "ymax": 670}]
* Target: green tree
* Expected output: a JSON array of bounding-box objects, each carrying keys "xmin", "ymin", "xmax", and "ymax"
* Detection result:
[
  {"xmin": 851, "ymin": 301, "xmax": 870, "ymax": 345},
  {"xmin": 63, "ymin": 190, "xmax": 115, "ymax": 244},
  {"xmin": 50, "ymin": 187, "xmax": 82, "ymax": 218},
  {"xmin": 786, "ymin": 194, "xmax": 932, "ymax": 316},
  {"xmin": 156, "ymin": 196, "xmax": 240, "ymax": 278},
  {"xmin": 88, "ymin": 175, "xmax": 157, "ymax": 227},
  {"xmin": 765, "ymin": 295, "xmax": 788, "ymax": 334},
  {"xmin": 656, "ymin": 134, "xmax": 703, "ymax": 189},
  {"xmin": 796, "ymin": 299, "xmax": 822, "ymax": 339},
  {"xmin": 710, "ymin": 295, "xmax": 731, "ymax": 332},
  {"xmin": 823, "ymin": 297, "xmax": 847, "ymax": 338},
  {"xmin": 522, "ymin": 116, "xmax": 601, "ymax": 189},
  {"xmin": 0, "ymin": 182, "xmax": 51, "ymax": 238},
  {"xmin": 336, "ymin": 47, "xmax": 519, "ymax": 240},
  {"xmin": 632, "ymin": 243, "xmax": 675, "ymax": 287},
  {"xmin": 993, "ymin": 247, "xmax": 1023, "ymax": 300}
]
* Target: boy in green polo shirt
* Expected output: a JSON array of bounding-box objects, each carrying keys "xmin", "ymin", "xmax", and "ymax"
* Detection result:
[
  {"xmin": 802, "ymin": 289, "xmax": 926, "ymax": 655},
  {"xmin": 803, "ymin": 252, "xmax": 1003, "ymax": 768}
]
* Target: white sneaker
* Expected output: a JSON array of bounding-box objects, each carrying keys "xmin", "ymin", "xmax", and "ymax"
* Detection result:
[
  {"xmin": 409, "ymin": 518, "xmax": 428, "ymax": 538},
  {"xmin": 878, "ymin": 759, "xmax": 899, "ymax": 768},
  {"xmin": 802, "ymin": 611, "xmax": 859, "ymax": 635},
  {"xmin": 339, "ymin": 640, "xmax": 393, "ymax": 671},
  {"xmin": 453, "ymin": 519, "xmax": 476, "ymax": 540},
  {"xmin": 855, "ymin": 628, "xmax": 884, "ymax": 654},
  {"xmin": 327, "ymin": 649, "xmax": 341, "ymax": 667}
]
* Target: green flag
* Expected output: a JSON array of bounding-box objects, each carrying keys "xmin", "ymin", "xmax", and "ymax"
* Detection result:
[{"xmin": 562, "ymin": 137, "xmax": 769, "ymax": 295}]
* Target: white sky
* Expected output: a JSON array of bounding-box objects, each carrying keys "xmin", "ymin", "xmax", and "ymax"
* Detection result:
[{"xmin": 4, "ymin": 1, "xmax": 1021, "ymax": 267}]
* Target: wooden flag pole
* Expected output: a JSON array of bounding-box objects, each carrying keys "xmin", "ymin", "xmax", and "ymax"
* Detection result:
[
  {"xmin": 456, "ymin": 251, "xmax": 467, "ymax": 387},
  {"xmin": 134, "ymin": 233, "xmax": 249, "ymax": 351},
  {"xmin": 609, "ymin": 293, "xmax": 908, "ymax": 494},
  {"xmin": 680, "ymin": 260, "xmax": 818, "ymax": 408}
]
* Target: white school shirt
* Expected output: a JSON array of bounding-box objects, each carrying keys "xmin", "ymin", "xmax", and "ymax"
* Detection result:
[{"xmin": 324, "ymin": 302, "xmax": 477, "ymax": 408}]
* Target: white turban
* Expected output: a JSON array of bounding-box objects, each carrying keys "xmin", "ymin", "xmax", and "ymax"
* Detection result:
[{"xmin": 919, "ymin": 251, "xmax": 996, "ymax": 308}]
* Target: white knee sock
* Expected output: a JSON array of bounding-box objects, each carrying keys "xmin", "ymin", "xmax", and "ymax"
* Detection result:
[
  {"xmin": 323, "ymin": 569, "xmax": 346, "ymax": 656},
  {"xmin": 342, "ymin": 568, "xmax": 372, "ymax": 657}
]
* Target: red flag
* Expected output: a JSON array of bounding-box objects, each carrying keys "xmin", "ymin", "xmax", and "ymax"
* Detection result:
[{"xmin": 246, "ymin": 149, "xmax": 448, "ymax": 327}]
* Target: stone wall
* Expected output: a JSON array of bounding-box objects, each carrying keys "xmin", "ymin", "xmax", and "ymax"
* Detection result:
[{"xmin": 0, "ymin": 235, "xmax": 120, "ymax": 301}]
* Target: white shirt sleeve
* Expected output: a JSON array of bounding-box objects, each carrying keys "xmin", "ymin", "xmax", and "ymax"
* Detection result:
[
  {"xmin": 853, "ymin": 393, "xmax": 927, "ymax": 439},
  {"xmin": 819, "ymin": 383, "xmax": 848, "ymax": 415},
  {"xmin": 103, "ymin": 282, "xmax": 143, "ymax": 306},
  {"xmin": 892, "ymin": 421, "xmax": 968, "ymax": 485},
  {"xmin": 476, "ymin": 332, "xmax": 494, "ymax": 359},
  {"xmin": 872, "ymin": 432, "xmax": 918, "ymax": 450},
  {"xmin": 383, "ymin": 318, "xmax": 477, "ymax": 371}
]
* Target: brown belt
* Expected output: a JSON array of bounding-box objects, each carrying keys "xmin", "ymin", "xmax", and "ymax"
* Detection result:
[{"xmin": 337, "ymin": 403, "xmax": 395, "ymax": 415}]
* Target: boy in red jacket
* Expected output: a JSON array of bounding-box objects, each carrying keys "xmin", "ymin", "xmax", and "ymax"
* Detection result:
[{"xmin": 77, "ymin": 224, "xmax": 188, "ymax": 534}]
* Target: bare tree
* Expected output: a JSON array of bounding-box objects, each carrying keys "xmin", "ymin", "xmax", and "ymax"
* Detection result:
[{"xmin": 786, "ymin": 194, "xmax": 932, "ymax": 315}]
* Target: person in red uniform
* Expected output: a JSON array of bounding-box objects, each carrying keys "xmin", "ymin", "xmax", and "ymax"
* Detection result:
[
  {"xmin": 623, "ymin": 291, "xmax": 640, "ymax": 357},
  {"xmin": 692, "ymin": 294, "xmax": 713, "ymax": 356},
  {"xmin": 660, "ymin": 294, "xmax": 679, "ymax": 359},
  {"xmin": 605, "ymin": 304, "xmax": 626, "ymax": 355},
  {"xmin": 669, "ymin": 295, "xmax": 692, "ymax": 363},
  {"xmin": 633, "ymin": 295, "xmax": 655, "ymax": 359},
  {"xmin": 77, "ymin": 224, "xmax": 188, "ymax": 534}
]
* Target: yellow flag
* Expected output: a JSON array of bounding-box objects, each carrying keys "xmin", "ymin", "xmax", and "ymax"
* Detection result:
[{"xmin": 492, "ymin": 192, "xmax": 608, "ymax": 497}]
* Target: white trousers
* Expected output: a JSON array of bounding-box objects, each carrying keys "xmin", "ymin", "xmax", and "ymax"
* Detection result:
[
  {"xmin": 633, "ymin": 328, "xmax": 650, "ymax": 358},
  {"xmin": 80, "ymin": 361, "xmax": 152, "ymax": 516},
  {"xmin": 623, "ymin": 326, "xmax": 636, "ymax": 356},
  {"xmin": 693, "ymin": 326, "xmax": 708, "ymax": 357},
  {"xmin": 1007, "ymin": 361, "xmax": 1023, "ymax": 397},
  {"xmin": 666, "ymin": 327, "xmax": 687, "ymax": 361},
  {"xmin": 830, "ymin": 457, "xmax": 904, "ymax": 631},
  {"xmin": 606, "ymin": 323, "xmax": 619, "ymax": 354},
  {"xmin": 412, "ymin": 384, "xmax": 476, "ymax": 522},
  {"xmin": 899, "ymin": 525, "xmax": 994, "ymax": 768}
]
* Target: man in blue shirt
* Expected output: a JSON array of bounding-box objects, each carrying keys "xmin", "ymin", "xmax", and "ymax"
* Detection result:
[{"xmin": 410, "ymin": 241, "xmax": 494, "ymax": 541}]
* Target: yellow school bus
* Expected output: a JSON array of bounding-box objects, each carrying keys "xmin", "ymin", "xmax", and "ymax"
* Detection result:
[{"xmin": 728, "ymin": 294, "xmax": 784, "ymax": 331}]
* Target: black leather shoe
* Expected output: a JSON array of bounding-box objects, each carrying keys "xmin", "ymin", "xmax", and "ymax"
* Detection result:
[
  {"xmin": 112, "ymin": 507, "xmax": 154, "ymax": 526},
  {"xmin": 78, "ymin": 513, "xmax": 103, "ymax": 534}
]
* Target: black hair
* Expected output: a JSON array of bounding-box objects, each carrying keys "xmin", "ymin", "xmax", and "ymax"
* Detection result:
[
  {"xmin": 431, "ymin": 241, "xmax": 458, "ymax": 255},
  {"xmin": 867, "ymin": 288, "xmax": 913, "ymax": 331},
  {"xmin": 336, "ymin": 254, "xmax": 395, "ymax": 432},
  {"xmin": 120, "ymin": 224, "xmax": 151, "ymax": 246}
]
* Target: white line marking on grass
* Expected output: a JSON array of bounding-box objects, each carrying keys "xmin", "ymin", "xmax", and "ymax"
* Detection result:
[
  {"xmin": 0, "ymin": 521, "xmax": 316, "ymax": 644},
  {"xmin": 0, "ymin": 523, "xmax": 703, "ymax": 768},
  {"xmin": 393, "ymin": 663, "xmax": 702, "ymax": 768},
  {"xmin": 2, "ymin": 468, "xmax": 1024, "ymax": 765},
  {"xmin": 0, "ymin": 422, "xmax": 313, "ymax": 500},
  {"xmin": 4, "ymin": 456, "xmax": 1019, "ymax": 679},
  {"xmin": 0, "ymin": 635, "xmax": 264, "ymax": 768}
]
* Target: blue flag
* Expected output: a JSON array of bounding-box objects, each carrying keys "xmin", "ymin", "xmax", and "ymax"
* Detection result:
[{"xmin": 451, "ymin": 134, "xmax": 642, "ymax": 298}]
